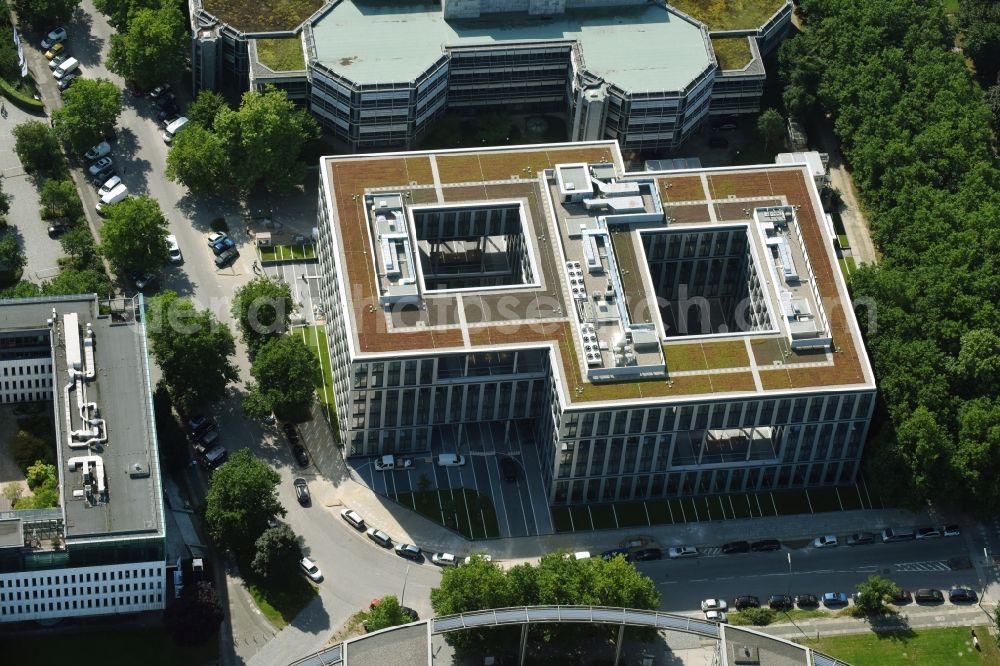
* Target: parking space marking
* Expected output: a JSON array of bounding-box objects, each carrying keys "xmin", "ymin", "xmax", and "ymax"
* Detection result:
[
  {"xmin": 480, "ymin": 424, "xmax": 512, "ymax": 538},
  {"xmin": 524, "ymin": 422, "xmax": 549, "ymax": 534}
]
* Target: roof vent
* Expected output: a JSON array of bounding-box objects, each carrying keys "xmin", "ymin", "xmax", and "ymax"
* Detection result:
[{"xmin": 129, "ymin": 462, "xmax": 150, "ymax": 478}]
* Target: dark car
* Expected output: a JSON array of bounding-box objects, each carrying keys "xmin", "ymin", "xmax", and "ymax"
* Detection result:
[
  {"xmin": 156, "ymin": 105, "xmax": 180, "ymax": 122},
  {"xmin": 768, "ymin": 594, "xmax": 793, "ymax": 611},
  {"xmin": 501, "ymin": 456, "xmax": 518, "ymax": 482},
  {"xmin": 949, "ymin": 588, "xmax": 976, "ymax": 603},
  {"xmin": 57, "ymin": 71, "xmax": 79, "ymax": 92},
  {"xmin": 601, "ymin": 548, "xmax": 630, "ymax": 561},
  {"xmin": 722, "ymin": 541, "xmax": 751, "ymax": 555},
  {"xmin": 149, "ymin": 83, "xmax": 171, "ymax": 99},
  {"xmin": 283, "ymin": 422, "xmax": 300, "ymax": 444},
  {"xmin": 914, "ymin": 589, "xmax": 943, "ymax": 603},
  {"xmin": 891, "ymin": 590, "xmax": 912, "ymax": 604},
  {"xmin": 155, "ymin": 92, "xmax": 177, "ymax": 108},
  {"xmin": 215, "ymin": 247, "xmax": 239, "ymax": 268},
  {"xmin": 212, "ymin": 237, "xmax": 236, "ymax": 255},
  {"xmin": 795, "ymin": 594, "xmax": 819, "ymax": 607},
  {"xmin": 629, "ymin": 548, "xmax": 662, "ymax": 562},
  {"xmin": 846, "ymin": 532, "xmax": 875, "ymax": 546},
  {"xmin": 187, "ymin": 414, "xmax": 212, "ymax": 434},
  {"xmin": 292, "ymin": 444, "xmax": 309, "ymax": 468},
  {"xmin": 750, "ymin": 539, "xmax": 781, "ymax": 552},
  {"xmin": 734, "ymin": 595, "xmax": 760, "ymax": 610},
  {"xmin": 90, "ymin": 165, "xmax": 115, "ymax": 186},
  {"xmin": 394, "ymin": 543, "xmax": 422, "ymax": 561},
  {"xmin": 293, "ymin": 477, "xmax": 310, "ymax": 506},
  {"xmin": 822, "ymin": 592, "xmax": 849, "ymax": 606}
]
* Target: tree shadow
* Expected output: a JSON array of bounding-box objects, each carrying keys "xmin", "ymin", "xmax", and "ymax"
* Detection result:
[{"xmin": 68, "ymin": 7, "xmax": 104, "ymax": 69}]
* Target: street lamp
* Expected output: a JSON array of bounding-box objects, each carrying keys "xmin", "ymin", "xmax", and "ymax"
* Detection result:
[
  {"xmin": 401, "ymin": 564, "xmax": 411, "ymax": 607},
  {"xmin": 787, "ymin": 552, "xmax": 792, "ymax": 597}
]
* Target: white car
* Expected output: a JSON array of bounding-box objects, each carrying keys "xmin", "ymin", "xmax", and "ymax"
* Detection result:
[
  {"xmin": 99, "ymin": 175, "xmax": 122, "ymax": 195},
  {"xmin": 340, "ymin": 508, "xmax": 365, "ymax": 530},
  {"xmin": 668, "ymin": 546, "xmax": 699, "ymax": 559},
  {"xmin": 813, "ymin": 535, "xmax": 839, "ymax": 548},
  {"xmin": 431, "ymin": 552, "xmax": 458, "ymax": 567},
  {"xmin": 166, "ymin": 235, "xmax": 182, "ymax": 263},
  {"xmin": 700, "ymin": 599, "xmax": 728, "ymax": 612},
  {"xmin": 207, "ymin": 231, "xmax": 227, "ymax": 246},
  {"xmin": 705, "ymin": 610, "xmax": 728, "ymax": 623},
  {"xmin": 299, "ymin": 557, "xmax": 322, "ymax": 582},
  {"xmin": 463, "ymin": 553, "xmax": 493, "ymax": 564}
]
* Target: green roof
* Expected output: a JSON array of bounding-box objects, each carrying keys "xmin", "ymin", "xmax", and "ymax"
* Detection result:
[
  {"xmin": 204, "ymin": 0, "xmax": 322, "ymax": 32},
  {"xmin": 312, "ymin": 2, "xmax": 711, "ymax": 92},
  {"xmin": 712, "ymin": 36, "xmax": 753, "ymax": 70},
  {"xmin": 669, "ymin": 0, "xmax": 786, "ymax": 31},
  {"xmin": 256, "ymin": 37, "xmax": 306, "ymax": 71}
]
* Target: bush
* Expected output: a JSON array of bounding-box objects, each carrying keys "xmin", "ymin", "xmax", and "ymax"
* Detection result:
[
  {"xmin": 10, "ymin": 430, "xmax": 53, "ymax": 471},
  {"xmin": 734, "ymin": 607, "xmax": 776, "ymax": 626}
]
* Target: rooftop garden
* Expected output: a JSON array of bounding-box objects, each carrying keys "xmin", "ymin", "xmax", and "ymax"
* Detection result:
[
  {"xmin": 203, "ymin": 0, "xmax": 323, "ymax": 33},
  {"xmin": 669, "ymin": 0, "xmax": 786, "ymax": 31},
  {"xmin": 256, "ymin": 37, "xmax": 306, "ymax": 71},
  {"xmin": 712, "ymin": 36, "xmax": 754, "ymax": 70}
]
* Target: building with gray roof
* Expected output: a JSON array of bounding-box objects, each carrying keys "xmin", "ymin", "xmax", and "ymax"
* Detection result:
[{"xmin": 0, "ymin": 294, "xmax": 166, "ymax": 623}]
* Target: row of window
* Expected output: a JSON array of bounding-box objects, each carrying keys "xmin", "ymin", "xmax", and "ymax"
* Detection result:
[
  {"xmin": 0, "ymin": 391, "xmax": 52, "ymax": 403},
  {"xmin": 0, "ymin": 594, "xmax": 163, "ymax": 616},
  {"xmin": 0, "ymin": 363, "xmax": 51, "ymax": 376},
  {"xmin": 1, "ymin": 579, "xmax": 161, "ymax": 601},
  {"xmin": 0, "ymin": 567, "xmax": 163, "ymax": 587}
]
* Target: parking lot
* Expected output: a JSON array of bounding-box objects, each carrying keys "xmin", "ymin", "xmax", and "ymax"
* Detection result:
[{"xmin": 352, "ymin": 420, "xmax": 553, "ymax": 539}]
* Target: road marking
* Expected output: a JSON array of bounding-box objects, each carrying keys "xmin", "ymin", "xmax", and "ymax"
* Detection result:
[{"xmin": 482, "ymin": 424, "xmax": 512, "ymax": 538}]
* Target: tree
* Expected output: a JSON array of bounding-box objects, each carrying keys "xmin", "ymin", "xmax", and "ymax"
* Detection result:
[
  {"xmin": 13, "ymin": 121, "xmax": 64, "ymax": 175},
  {"xmin": 430, "ymin": 555, "xmax": 514, "ymax": 616},
  {"xmin": 52, "ymin": 79, "xmax": 123, "ymax": 156},
  {"xmin": 11, "ymin": 0, "xmax": 80, "ymax": 28},
  {"xmin": 40, "ymin": 179, "xmax": 83, "ymax": 221},
  {"xmin": 186, "ymin": 90, "xmax": 228, "ymax": 129},
  {"xmin": 2, "ymin": 482, "xmax": 23, "ymax": 506},
  {"xmin": 204, "ymin": 449, "xmax": 285, "ymax": 556},
  {"xmin": 146, "ymin": 291, "xmax": 240, "ymax": 416},
  {"xmin": 107, "ymin": 5, "xmax": 190, "ymax": 91},
  {"xmin": 365, "ymin": 596, "xmax": 413, "ymax": 632},
  {"xmin": 243, "ymin": 336, "xmax": 316, "ymax": 420},
  {"xmin": 16, "ymin": 460, "xmax": 59, "ymax": 509},
  {"xmin": 953, "ymin": 329, "xmax": 1000, "ymax": 394},
  {"xmin": 756, "ymin": 108, "xmax": 785, "ymax": 152},
  {"xmin": 44, "ymin": 268, "xmax": 113, "ymax": 296},
  {"xmin": 854, "ymin": 575, "xmax": 900, "ymax": 615},
  {"xmin": 0, "ymin": 281, "xmax": 43, "ymax": 299},
  {"xmin": 231, "ymin": 276, "xmax": 294, "ymax": 353},
  {"xmin": 165, "ymin": 123, "xmax": 234, "ymax": 195},
  {"xmin": 0, "ymin": 177, "xmax": 10, "ymax": 220},
  {"xmin": 987, "ymin": 79, "xmax": 1000, "ymax": 123},
  {"xmin": 152, "ymin": 384, "xmax": 189, "ymax": 473},
  {"xmin": 98, "ymin": 195, "xmax": 170, "ymax": 275},
  {"xmin": 93, "ymin": 0, "xmax": 159, "ymax": 30},
  {"xmin": 214, "ymin": 86, "xmax": 320, "ymax": 193},
  {"xmin": 958, "ymin": 0, "xmax": 1000, "ymax": 84},
  {"xmin": 165, "ymin": 581, "xmax": 223, "ymax": 646},
  {"xmin": 251, "ymin": 525, "xmax": 302, "ymax": 579},
  {"xmin": 26, "ymin": 461, "xmax": 57, "ymax": 490},
  {"xmin": 0, "ymin": 234, "xmax": 26, "ymax": 288},
  {"xmin": 58, "ymin": 225, "xmax": 102, "ymax": 271}
]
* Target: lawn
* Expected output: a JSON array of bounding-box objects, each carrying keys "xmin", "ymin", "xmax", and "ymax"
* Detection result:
[
  {"xmin": 395, "ymin": 488, "xmax": 500, "ymax": 539},
  {"xmin": 838, "ymin": 256, "xmax": 857, "ymax": 277},
  {"xmin": 0, "ymin": 627, "xmax": 218, "ymax": 665},
  {"xmin": 260, "ymin": 243, "xmax": 316, "ymax": 263},
  {"xmin": 245, "ymin": 568, "xmax": 318, "ymax": 629},
  {"xmin": 669, "ymin": 0, "xmax": 787, "ymax": 31},
  {"xmin": 203, "ymin": 0, "xmax": 322, "ymax": 32},
  {"xmin": 256, "ymin": 37, "xmax": 305, "ymax": 71},
  {"xmin": 799, "ymin": 626, "xmax": 1000, "ymax": 666},
  {"xmin": 712, "ymin": 37, "xmax": 753, "ymax": 70},
  {"xmin": 294, "ymin": 325, "xmax": 337, "ymax": 421}
]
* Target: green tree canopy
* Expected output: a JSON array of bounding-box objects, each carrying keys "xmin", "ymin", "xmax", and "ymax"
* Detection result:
[
  {"xmin": 13, "ymin": 122, "xmax": 64, "ymax": 175},
  {"xmin": 98, "ymin": 195, "xmax": 170, "ymax": 275},
  {"xmin": 12, "ymin": 0, "xmax": 80, "ymax": 28},
  {"xmin": 0, "ymin": 281, "xmax": 44, "ymax": 299},
  {"xmin": 0, "ymin": 234, "xmax": 26, "ymax": 288},
  {"xmin": 58, "ymin": 224, "xmax": 102, "ymax": 271},
  {"xmin": 146, "ymin": 291, "xmax": 240, "ymax": 416},
  {"xmin": 214, "ymin": 86, "xmax": 320, "ymax": 193},
  {"xmin": 25, "ymin": 461, "xmax": 57, "ymax": 490},
  {"xmin": 244, "ymin": 336, "xmax": 316, "ymax": 420},
  {"xmin": 165, "ymin": 123, "xmax": 234, "ymax": 195},
  {"xmin": 957, "ymin": 0, "xmax": 1000, "ymax": 84},
  {"xmin": 430, "ymin": 555, "xmax": 514, "ymax": 616},
  {"xmin": 40, "ymin": 179, "xmax": 83, "ymax": 221},
  {"xmin": 186, "ymin": 90, "xmax": 228, "ymax": 130},
  {"xmin": 52, "ymin": 79, "xmax": 123, "ymax": 156},
  {"xmin": 165, "ymin": 581, "xmax": 223, "ymax": 646},
  {"xmin": 854, "ymin": 575, "xmax": 900, "ymax": 615},
  {"xmin": 44, "ymin": 268, "xmax": 113, "ymax": 296},
  {"xmin": 251, "ymin": 525, "xmax": 302, "ymax": 579},
  {"xmin": 365, "ymin": 596, "xmax": 413, "ymax": 632},
  {"xmin": 107, "ymin": 5, "xmax": 190, "ymax": 91},
  {"xmin": 231, "ymin": 276, "xmax": 293, "ymax": 353},
  {"xmin": 204, "ymin": 449, "xmax": 285, "ymax": 555},
  {"xmin": 756, "ymin": 108, "xmax": 785, "ymax": 151},
  {"xmin": 93, "ymin": 0, "xmax": 160, "ymax": 30}
]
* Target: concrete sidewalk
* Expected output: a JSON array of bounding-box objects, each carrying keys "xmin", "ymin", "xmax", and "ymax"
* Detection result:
[{"xmin": 764, "ymin": 603, "xmax": 996, "ymax": 641}]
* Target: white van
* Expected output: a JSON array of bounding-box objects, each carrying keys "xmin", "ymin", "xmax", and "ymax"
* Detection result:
[
  {"xmin": 95, "ymin": 183, "xmax": 128, "ymax": 213},
  {"xmin": 53, "ymin": 57, "xmax": 79, "ymax": 79},
  {"xmin": 162, "ymin": 116, "xmax": 189, "ymax": 144},
  {"xmin": 436, "ymin": 453, "xmax": 466, "ymax": 467}
]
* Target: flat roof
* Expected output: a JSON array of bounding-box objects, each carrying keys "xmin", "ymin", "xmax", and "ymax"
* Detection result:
[
  {"xmin": 0, "ymin": 295, "xmax": 164, "ymax": 542},
  {"xmin": 312, "ymin": 1, "xmax": 711, "ymax": 91},
  {"xmin": 320, "ymin": 142, "xmax": 875, "ymax": 406}
]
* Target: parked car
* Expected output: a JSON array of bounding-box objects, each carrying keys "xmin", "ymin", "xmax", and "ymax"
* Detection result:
[
  {"xmin": 215, "ymin": 247, "xmax": 239, "ymax": 268},
  {"xmin": 366, "ymin": 528, "xmax": 392, "ymax": 548},
  {"xmin": 704, "ymin": 610, "xmax": 728, "ymax": 623},
  {"xmin": 85, "ymin": 141, "xmax": 112, "ymax": 161},
  {"xmin": 90, "ymin": 165, "xmax": 115, "ymax": 186},
  {"xmin": 166, "ymin": 234, "xmax": 182, "ymax": 263},
  {"xmin": 292, "ymin": 445, "xmax": 309, "ymax": 468},
  {"xmin": 795, "ymin": 594, "xmax": 819, "ymax": 607},
  {"xmin": 914, "ymin": 588, "xmax": 944, "ymax": 603},
  {"xmin": 949, "ymin": 588, "xmax": 976, "ymax": 603},
  {"xmin": 57, "ymin": 71, "xmax": 79, "ymax": 92},
  {"xmin": 156, "ymin": 105, "xmax": 180, "ymax": 123},
  {"xmin": 629, "ymin": 548, "xmax": 662, "ymax": 562},
  {"xmin": 98, "ymin": 175, "xmax": 122, "ymax": 195},
  {"xmin": 201, "ymin": 446, "xmax": 228, "ymax": 470},
  {"xmin": 822, "ymin": 592, "xmax": 849, "ymax": 606},
  {"xmin": 207, "ymin": 231, "xmax": 227, "ymax": 246},
  {"xmin": 299, "ymin": 557, "xmax": 322, "ymax": 582},
  {"xmin": 41, "ymin": 27, "xmax": 67, "ymax": 49},
  {"xmin": 721, "ymin": 541, "xmax": 750, "ymax": 554},
  {"xmin": 394, "ymin": 543, "xmax": 422, "ymax": 561},
  {"xmin": 700, "ymin": 599, "xmax": 728, "ymax": 612},
  {"xmin": 283, "ymin": 422, "xmax": 300, "ymax": 444},
  {"xmin": 293, "ymin": 477, "xmax": 310, "ymax": 506},
  {"xmin": 846, "ymin": 532, "xmax": 875, "ymax": 546},
  {"xmin": 431, "ymin": 552, "xmax": 458, "ymax": 567},
  {"xmin": 601, "ymin": 548, "xmax": 630, "ymax": 561},
  {"xmin": 149, "ymin": 83, "xmax": 171, "ymax": 99},
  {"xmin": 374, "ymin": 454, "xmax": 412, "ymax": 471},
  {"xmin": 192, "ymin": 428, "xmax": 220, "ymax": 454},
  {"xmin": 44, "ymin": 42, "xmax": 65, "ymax": 60},
  {"xmin": 187, "ymin": 414, "xmax": 211, "ymax": 433},
  {"xmin": 881, "ymin": 527, "xmax": 916, "ymax": 543},
  {"xmin": 750, "ymin": 539, "xmax": 781, "ymax": 552},
  {"xmin": 46, "ymin": 220, "xmax": 70, "ymax": 237},
  {"xmin": 436, "ymin": 453, "xmax": 466, "ymax": 467},
  {"xmin": 943, "ymin": 524, "xmax": 961, "ymax": 537},
  {"xmin": 211, "ymin": 236, "xmax": 236, "ymax": 255},
  {"xmin": 916, "ymin": 527, "xmax": 941, "ymax": 540},
  {"xmin": 668, "ymin": 546, "xmax": 699, "ymax": 559},
  {"xmin": 340, "ymin": 508, "xmax": 365, "ymax": 530},
  {"xmin": 891, "ymin": 589, "xmax": 912, "ymax": 604},
  {"xmin": 48, "ymin": 52, "xmax": 69, "ymax": 70},
  {"xmin": 768, "ymin": 594, "xmax": 793, "ymax": 611},
  {"xmin": 501, "ymin": 456, "xmax": 518, "ymax": 482},
  {"xmin": 734, "ymin": 595, "xmax": 760, "ymax": 610},
  {"xmin": 813, "ymin": 535, "xmax": 839, "ymax": 548},
  {"xmin": 127, "ymin": 270, "xmax": 155, "ymax": 291},
  {"xmin": 87, "ymin": 157, "xmax": 113, "ymax": 177},
  {"xmin": 156, "ymin": 92, "xmax": 177, "ymax": 108}
]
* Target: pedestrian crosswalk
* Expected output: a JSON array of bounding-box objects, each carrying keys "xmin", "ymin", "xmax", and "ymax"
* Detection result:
[
  {"xmin": 893, "ymin": 560, "xmax": 952, "ymax": 572},
  {"xmin": 699, "ymin": 547, "xmax": 722, "ymax": 557}
]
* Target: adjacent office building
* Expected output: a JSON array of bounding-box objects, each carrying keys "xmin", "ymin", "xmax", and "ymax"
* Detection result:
[
  {"xmin": 0, "ymin": 295, "xmax": 166, "ymax": 623},
  {"xmin": 188, "ymin": 0, "xmax": 792, "ymax": 152},
  {"xmin": 315, "ymin": 141, "xmax": 876, "ymax": 506}
]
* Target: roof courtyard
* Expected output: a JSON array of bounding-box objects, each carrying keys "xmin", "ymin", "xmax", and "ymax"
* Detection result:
[
  {"xmin": 668, "ymin": 0, "xmax": 789, "ymax": 32},
  {"xmin": 201, "ymin": 0, "xmax": 322, "ymax": 33},
  {"xmin": 321, "ymin": 142, "xmax": 874, "ymax": 406}
]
